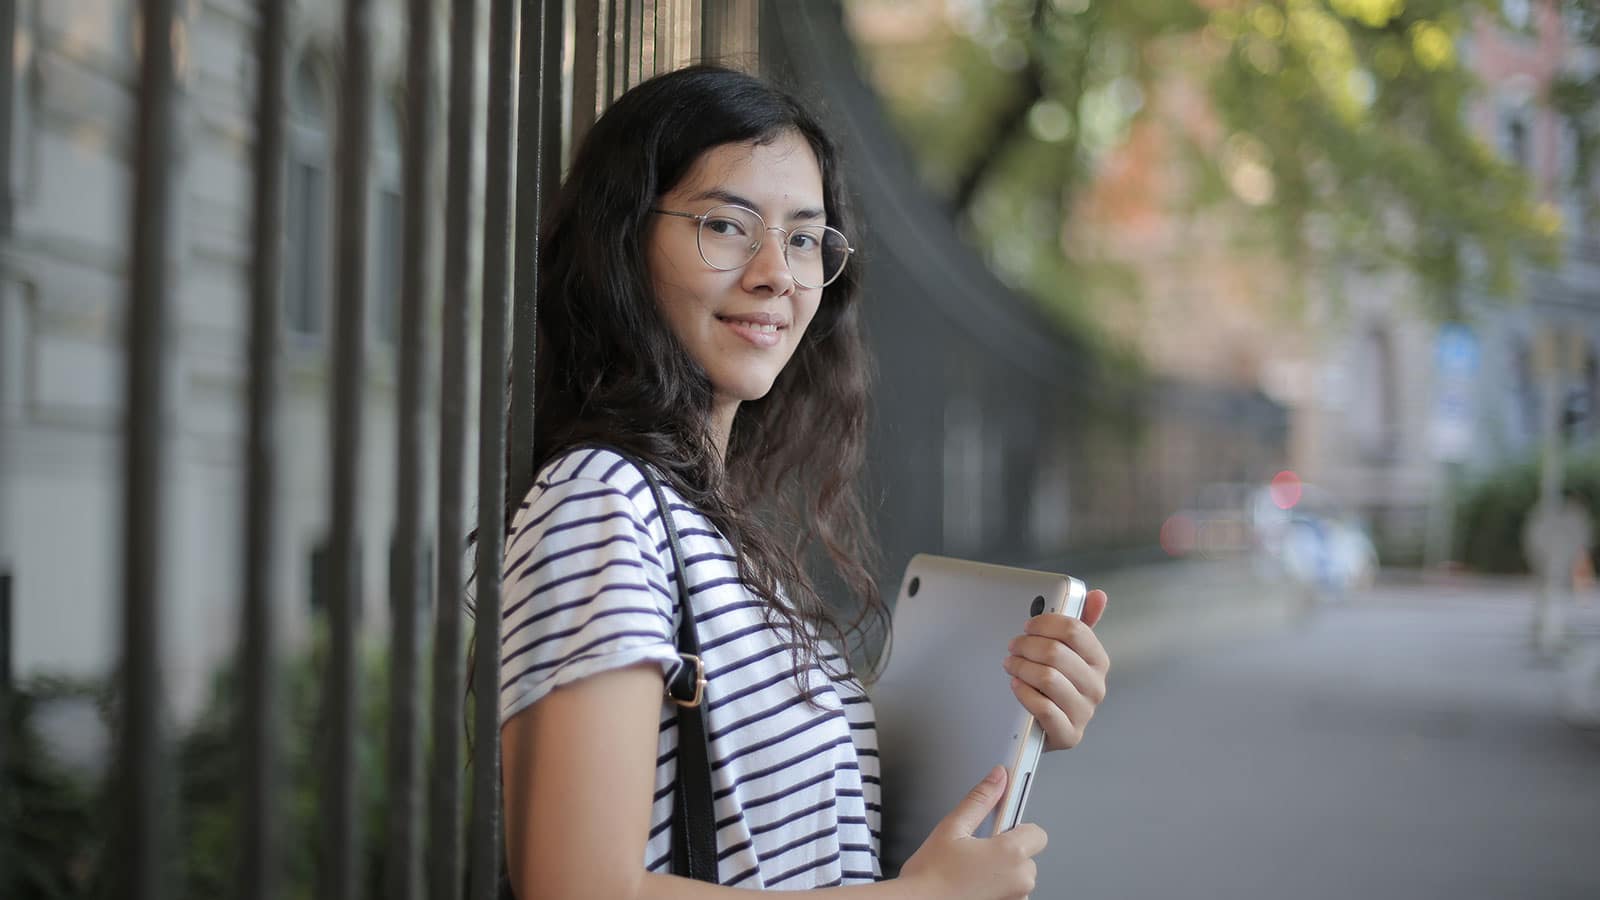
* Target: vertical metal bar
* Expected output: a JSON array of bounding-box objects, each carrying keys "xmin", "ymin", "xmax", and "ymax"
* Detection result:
[
  {"xmin": 239, "ymin": 2, "xmax": 287, "ymax": 899},
  {"xmin": 627, "ymin": 0, "xmax": 644, "ymax": 87},
  {"xmin": 654, "ymin": 0, "xmax": 670, "ymax": 72},
  {"xmin": 539, "ymin": 0, "xmax": 566, "ymax": 217},
  {"xmin": 681, "ymin": 0, "xmax": 694, "ymax": 67},
  {"xmin": 471, "ymin": 0, "xmax": 518, "ymax": 895},
  {"xmin": 0, "ymin": 574, "xmax": 10, "ymax": 690},
  {"xmin": 748, "ymin": 2, "xmax": 759, "ymax": 60},
  {"xmin": 677, "ymin": 0, "xmax": 690, "ymax": 68},
  {"xmin": 0, "ymin": 0, "xmax": 19, "ymax": 821},
  {"xmin": 700, "ymin": 0, "xmax": 719, "ymax": 62},
  {"xmin": 321, "ymin": 0, "xmax": 374, "ymax": 897},
  {"xmin": 386, "ymin": 0, "xmax": 436, "ymax": 897},
  {"xmin": 0, "ymin": 0, "xmax": 15, "ymax": 235},
  {"xmin": 736, "ymin": 1, "xmax": 753, "ymax": 60},
  {"xmin": 642, "ymin": 0, "xmax": 655, "ymax": 77},
  {"xmin": 601, "ymin": 0, "xmax": 617, "ymax": 105},
  {"xmin": 430, "ymin": 0, "xmax": 478, "ymax": 895},
  {"xmin": 0, "ymin": 572, "xmax": 11, "ymax": 778},
  {"xmin": 679, "ymin": 1, "xmax": 695, "ymax": 69},
  {"xmin": 570, "ymin": 0, "xmax": 601, "ymax": 150},
  {"xmin": 510, "ymin": 0, "xmax": 547, "ymax": 513},
  {"xmin": 660, "ymin": 0, "xmax": 670, "ymax": 72},
  {"xmin": 119, "ymin": 0, "xmax": 177, "ymax": 896}
]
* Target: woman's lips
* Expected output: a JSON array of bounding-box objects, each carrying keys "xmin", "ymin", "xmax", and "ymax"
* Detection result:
[{"xmin": 717, "ymin": 314, "xmax": 785, "ymax": 348}]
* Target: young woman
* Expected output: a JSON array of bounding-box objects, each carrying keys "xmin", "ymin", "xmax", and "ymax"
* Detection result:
[{"xmin": 497, "ymin": 66, "xmax": 1110, "ymax": 899}]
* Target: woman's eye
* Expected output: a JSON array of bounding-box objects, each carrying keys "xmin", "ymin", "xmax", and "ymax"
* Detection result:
[
  {"xmin": 788, "ymin": 232, "xmax": 820, "ymax": 252},
  {"xmin": 705, "ymin": 217, "xmax": 748, "ymax": 237}
]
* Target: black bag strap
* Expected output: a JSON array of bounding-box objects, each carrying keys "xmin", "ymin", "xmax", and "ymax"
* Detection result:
[
  {"xmin": 498, "ymin": 446, "xmax": 720, "ymax": 897},
  {"xmin": 633, "ymin": 456, "xmax": 720, "ymax": 884}
]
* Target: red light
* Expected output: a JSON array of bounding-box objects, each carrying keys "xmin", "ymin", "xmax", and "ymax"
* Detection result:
[
  {"xmin": 1270, "ymin": 470, "xmax": 1302, "ymax": 509},
  {"xmin": 1160, "ymin": 513, "xmax": 1197, "ymax": 557}
]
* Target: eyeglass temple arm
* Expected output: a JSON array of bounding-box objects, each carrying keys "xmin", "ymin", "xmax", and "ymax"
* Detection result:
[{"xmin": 650, "ymin": 208, "xmax": 703, "ymax": 222}]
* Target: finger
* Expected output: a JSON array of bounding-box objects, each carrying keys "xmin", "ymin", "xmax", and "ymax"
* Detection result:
[
  {"xmin": 1082, "ymin": 589, "xmax": 1108, "ymax": 627},
  {"xmin": 1011, "ymin": 676, "xmax": 1091, "ymax": 750},
  {"xmin": 1001, "ymin": 822, "xmax": 1048, "ymax": 858},
  {"xmin": 1023, "ymin": 614, "xmax": 1111, "ymax": 674},
  {"xmin": 937, "ymin": 766, "xmax": 1007, "ymax": 838},
  {"xmin": 1008, "ymin": 635, "xmax": 1106, "ymax": 704},
  {"xmin": 1009, "ymin": 668, "xmax": 1092, "ymax": 748}
]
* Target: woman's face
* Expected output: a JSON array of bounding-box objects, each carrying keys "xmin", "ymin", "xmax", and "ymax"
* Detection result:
[{"xmin": 646, "ymin": 131, "xmax": 827, "ymax": 415}]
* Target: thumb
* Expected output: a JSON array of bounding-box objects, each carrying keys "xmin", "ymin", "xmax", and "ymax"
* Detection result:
[
  {"xmin": 1082, "ymin": 589, "xmax": 1108, "ymax": 627},
  {"xmin": 938, "ymin": 766, "xmax": 1007, "ymax": 838}
]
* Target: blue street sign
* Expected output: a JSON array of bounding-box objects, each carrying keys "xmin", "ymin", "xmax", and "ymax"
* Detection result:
[
  {"xmin": 1432, "ymin": 323, "xmax": 1479, "ymax": 462},
  {"xmin": 1436, "ymin": 322, "xmax": 1480, "ymax": 376}
]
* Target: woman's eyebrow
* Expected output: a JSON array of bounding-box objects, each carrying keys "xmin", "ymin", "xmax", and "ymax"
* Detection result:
[{"xmin": 691, "ymin": 188, "xmax": 825, "ymax": 222}]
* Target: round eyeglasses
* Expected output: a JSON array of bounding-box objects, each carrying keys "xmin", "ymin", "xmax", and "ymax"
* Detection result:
[{"xmin": 651, "ymin": 204, "xmax": 855, "ymax": 289}]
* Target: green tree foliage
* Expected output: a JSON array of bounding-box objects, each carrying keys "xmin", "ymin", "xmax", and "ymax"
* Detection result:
[{"xmin": 854, "ymin": 0, "xmax": 1571, "ymax": 327}]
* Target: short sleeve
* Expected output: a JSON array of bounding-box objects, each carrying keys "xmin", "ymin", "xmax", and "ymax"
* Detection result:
[{"xmin": 498, "ymin": 475, "xmax": 682, "ymax": 726}]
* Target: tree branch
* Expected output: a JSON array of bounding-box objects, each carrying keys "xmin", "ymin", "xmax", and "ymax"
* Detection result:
[{"xmin": 950, "ymin": 0, "xmax": 1051, "ymax": 213}]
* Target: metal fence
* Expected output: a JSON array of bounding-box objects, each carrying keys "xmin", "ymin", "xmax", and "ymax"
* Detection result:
[{"xmin": 97, "ymin": 1, "xmax": 758, "ymax": 898}]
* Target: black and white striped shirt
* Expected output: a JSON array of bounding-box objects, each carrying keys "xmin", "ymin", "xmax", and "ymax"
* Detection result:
[{"xmin": 498, "ymin": 447, "xmax": 882, "ymax": 888}]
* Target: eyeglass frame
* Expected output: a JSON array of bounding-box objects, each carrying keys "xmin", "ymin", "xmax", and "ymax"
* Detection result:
[{"xmin": 650, "ymin": 204, "xmax": 856, "ymax": 289}]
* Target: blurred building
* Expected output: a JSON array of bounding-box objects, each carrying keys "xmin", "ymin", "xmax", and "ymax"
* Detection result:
[
  {"xmin": 0, "ymin": 0, "xmax": 465, "ymax": 713},
  {"xmin": 1299, "ymin": 2, "xmax": 1600, "ymax": 559},
  {"xmin": 1156, "ymin": 3, "xmax": 1600, "ymax": 562}
]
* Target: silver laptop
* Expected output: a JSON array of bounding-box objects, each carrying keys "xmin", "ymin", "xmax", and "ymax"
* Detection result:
[{"xmin": 872, "ymin": 554, "xmax": 1087, "ymax": 872}]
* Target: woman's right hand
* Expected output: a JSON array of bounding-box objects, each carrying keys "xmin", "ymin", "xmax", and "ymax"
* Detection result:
[{"xmin": 896, "ymin": 766, "xmax": 1048, "ymax": 900}]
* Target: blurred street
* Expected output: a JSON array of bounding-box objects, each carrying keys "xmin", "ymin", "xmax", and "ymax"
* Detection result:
[{"xmin": 1029, "ymin": 571, "xmax": 1600, "ymax": 900}]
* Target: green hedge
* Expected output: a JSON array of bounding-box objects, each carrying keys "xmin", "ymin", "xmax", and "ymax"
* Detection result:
[
  {"xmin": 1454, "ymin": 451, "xmax": 1600, "ymax": 574},
  {"xmin": 1, "ymin": 676, "xmax": 110, "ymax": 899},
  {"xmin": 2, "ymin": 636, "xmax": 472, "ymax": 899}
]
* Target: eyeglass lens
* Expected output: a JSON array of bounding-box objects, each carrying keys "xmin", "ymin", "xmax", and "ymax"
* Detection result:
[{"xmin": 696, "ymin": 205, "xmax": 850, "ymax": 288}]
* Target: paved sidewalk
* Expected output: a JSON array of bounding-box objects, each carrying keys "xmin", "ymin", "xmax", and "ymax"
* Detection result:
[
  {"xmin": 1023, "ymin": 572, "xmax": 1600, "ymax": 900},
  {"xmin": 1077, "ymin": 557, "xmax": 1307, "ymax": 672}
]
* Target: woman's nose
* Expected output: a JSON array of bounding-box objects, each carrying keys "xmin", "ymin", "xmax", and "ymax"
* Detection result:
[{"xmin": 742, "ymin": 229, "xmax": 796, "ymax": 295}]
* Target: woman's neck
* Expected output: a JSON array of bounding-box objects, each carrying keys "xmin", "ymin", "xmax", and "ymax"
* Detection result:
[{"xmin": 709, "ymin": 399, "xmax": 739, "ymax": 465}]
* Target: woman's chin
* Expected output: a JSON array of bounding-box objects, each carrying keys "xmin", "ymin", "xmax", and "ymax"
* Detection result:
[{"xmin": 715, "ymin": 377, "xmax": 781, "ymax": 405}]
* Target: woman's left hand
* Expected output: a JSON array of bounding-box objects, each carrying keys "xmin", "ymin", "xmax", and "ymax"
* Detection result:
[{"xmin": 1003, "ymin": 589, "xmax": 1110, "ymax": 752}]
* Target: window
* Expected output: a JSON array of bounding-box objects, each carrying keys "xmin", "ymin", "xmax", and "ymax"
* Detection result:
[
  {"xmin": 1351, "ymin": 326, "xmax": 1398, "ymax": 460},
  {"xmin": 942, "ymin": 386, "xmax": 1008, "ymax": 554},
  {"xmin": 1502, "ymin": 0, "xmax": 1533, "ymax": 32},
  {"xmin": 943, "ymin": 391, "xmax": 986, "ymax": 553},
  {"xmin": 371, "ymin": 98, "xmax": 404, "ymax": 346},
  {"xmin": 1561, "ymin": 118, "xmax": 1593, "ymax": 239},
  {"xmin": 1574, "ymin": 349, "xmax": 1599, "ymax": 441},
  {"xmin": 1513, "ymin": 337, "xmax": 1540, "ymax": 445},
  {"xmin": 375, "ymin": 189, "xmax": 403, "ymax": 344},
  {"xmin": 1563, "ymin": 2, "xmax": 1598, "ymax": 41},
  {"xmin": 389, "ymin": 536, "xmax": 435, "ymax": 615},
  {"xmin": 308, "ymin": 540, "xmax": 330, "ymax": 614},
  {"xmin": 308, "ymin": 540, "xmax": 364, "ymax": 616},
  {"xmin": 1502, "ymin": 110, "xmax": 1531, "ymax": 170},
  {"xmin": 1028, "ymin": 447, "xmax": 1072, "ymax": 551},
  {"xmin": 286, "ymin": 58, "xmax": 331, "ymax": 339}
]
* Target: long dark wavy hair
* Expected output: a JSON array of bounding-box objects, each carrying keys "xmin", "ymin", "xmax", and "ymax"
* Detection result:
[{"xmin": 501, "ymin": 65, "xmax": 886, "ymax": 693}]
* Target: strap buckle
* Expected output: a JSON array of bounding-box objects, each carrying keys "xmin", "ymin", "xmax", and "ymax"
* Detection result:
[{"xmin": 669, "ymin": 653, "xmax": 706, "ymax": 708}]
